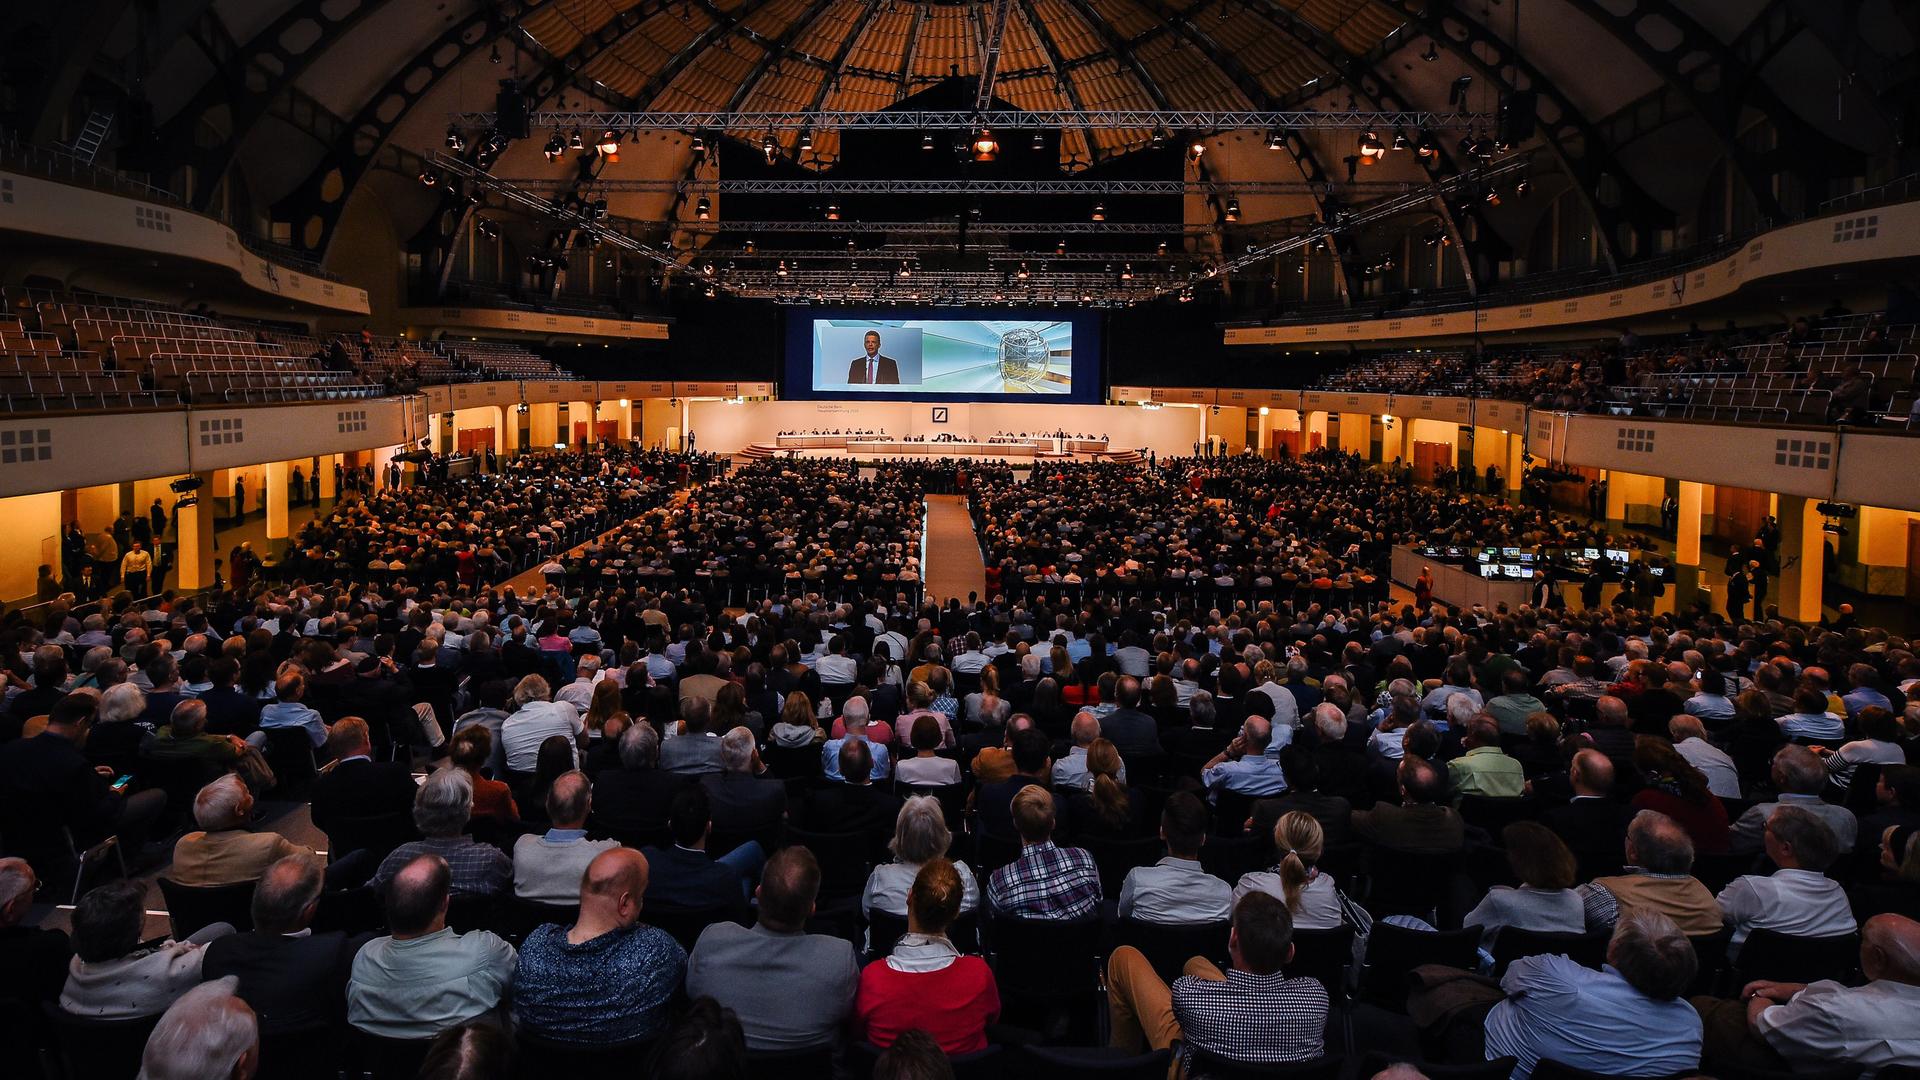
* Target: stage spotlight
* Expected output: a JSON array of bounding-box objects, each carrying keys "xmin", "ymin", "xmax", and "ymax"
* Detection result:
[
  {"xmin": 445, "ymin": 125, "xmax": 464, "ymax": 152},
  {"xmin": 1056, "ymin": 240, "xmax": 1067, "ymax": 255},
  {"xmin": 1031, "ymin": 131, "xmax": 1045, "ymax": 151},
  {"xmin": 1358, "ymin": 131, "xmax": 1385, "ymax": 163},
  {"xmin": 1449, "ymin": 75, "xmax": 1473, "ymax": 108},
  {"xmin": 1422, "ymin": 39, "xmax": 1440, "ymax": 61},
  {"xmin": 1224, "ymin": 197, "xmax": 1240, "ymax": 222},
  {"xmin": 1484, "ymin": 188, "xmax": 1501, "ymax": 206},
  {"xmin": 695, "ymin": 196, "xmax": 711, "ymax": 220},
  {"xmin": 418, "ymin": 170, "xmax": 437, "ymax": 187},
  {"xmin": 569, "ymin": 129, "xmax": 584, "ymax": 150},
  {"xmin": 825, "ymin": 204, "xmax": 841, "ymax": 221},
  {"xmin": 691, "ymin": 135, "xmax": 707, "ymax": 160},
  {"xmin": 743, "ymin": 239, "xmax": 756, "ymax": 254},
  {"xmin": 921, "ymin": 132, "xmax": 935, "ymax": 151},
  {"xmin": 1157, "ymin": 241, "xmax": 1168, "ymax": 255},
  {"xmin": 762, "ymin": 133, "xmax": 778, "ymax": 163},
  {"xmin": 1188, "ymin": 137, "xmax": 1207, "ymax": 160},
  {"xmin": 1091, "ymin": 201, "xmax": 1106, "ymax": 221},
  {"xmin": 1017, "ymin": 262, "xmax": 1030, "ymax": 280},
  {"xmin": 1151, "ymin": 127, "xmax": 1168, "ymax": 148},
  {"xmin": 776, "ymin": 260, "xmax": 789, "ymax": 277},
  {"xmin": 799, "ymin": 130, "xmax": 813, "ymax": 152},
  {"xmin": 971, "ymin": 128, "xmax": 999, "ymax": 161},
  {"xmin": 1391, "ymin": 131, "xmax": 1409, "ymax": 152},
  {"xmin": 1265, "ymin": 129, "xmax": 1286, "ymax": 150},
  {"xmin": 705, "ymin": 284, "xmax": 716, "ymax": 297},
  {"xmin": 592, "ymin": 197, "xmax": 608, "ymax": 217},
  {"xmin": 1416, "ymin": 132, "xmax": 1439, "ymax": 159},
  {"xmin": 1120, "ymin": 263, "xmax": 1133, "ymax": 280}
]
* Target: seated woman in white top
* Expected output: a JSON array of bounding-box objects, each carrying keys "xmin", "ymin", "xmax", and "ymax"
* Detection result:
[
  {"xmin": 894, "ymin": 715, "xmax": 961, "ymax": 787},
  {"xmin": 62, "ymin": 878, "xmax": 235, "ymax": 1019},
  {"xmin": 1234, "ymin": 810, "xmax": 1360, "ymax": 932},
  {"xmin": 1462, "ymin": 821, "xmax": 1588, "ymax": 949},
  {"xmin": 862, "ymin": 795, "xmax": 980, "ymax": 918}
]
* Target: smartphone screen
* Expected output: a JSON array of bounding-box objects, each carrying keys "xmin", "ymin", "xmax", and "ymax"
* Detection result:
[{"xmin": 111, "ymin": 774, "xmax": 133, "ymax": 792}]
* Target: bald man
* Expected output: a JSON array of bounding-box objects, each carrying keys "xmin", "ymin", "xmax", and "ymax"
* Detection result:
[
  {"xmin": 1541, "ymin": 749, "xmax": 1636, "ymax": 873},
  {"xmin": 347, "ymin": 854, "xmax": 516, "ymax": 1039},
  {"xmin": 1201, "ymin": 716, "xmax": 1288, "ymax": 799},
  {"xmin": 1693, "ymin": 913, "xmax": 1920, "ymax": 1073},
  {"xmin": 510, "ymin": 848, "xmax": 685, "ymax": 1046}
]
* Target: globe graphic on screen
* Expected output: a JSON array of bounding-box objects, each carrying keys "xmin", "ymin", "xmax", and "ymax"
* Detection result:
[{"xmin": 998, "ymin": 328, "xmax": 1049, "ymax": 385}]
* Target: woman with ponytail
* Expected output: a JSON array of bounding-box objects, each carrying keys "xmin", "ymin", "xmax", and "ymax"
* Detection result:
[
  {"xmin": 1233, "ymin": 810, "xmax": 1360, "ymax": 931},
  {"xmin": 1061, "ymin": 738, "xmax": 1141, "ymax": 838}
]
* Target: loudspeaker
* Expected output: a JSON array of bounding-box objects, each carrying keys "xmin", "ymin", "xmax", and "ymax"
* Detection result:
[
  {"xmin": 495, "ymin": 81, "xmax": 530, "ymax": 140},
  {"xmin": 1498, "ymin": 91, "xmax": 1538, "ymax": 144}
]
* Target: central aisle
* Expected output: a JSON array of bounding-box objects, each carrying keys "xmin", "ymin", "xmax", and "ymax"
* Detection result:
[{"xmin": 922, "ymin": 494, "xmax": 988, "ymax": 604}]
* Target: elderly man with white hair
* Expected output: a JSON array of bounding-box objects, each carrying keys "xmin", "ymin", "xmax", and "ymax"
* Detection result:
[
  {"xmin": 554, "ymin": 654, "xmax": 603, "ymax": 712},
  {"xmin": 512, "ymin": 771, "xmax": 619, "ymax": 903},
  {"xmin": 137, "ymin": 976, "xmax": 259, "ymax": 1080},
  {"xmin": 170, "ymin": 774, "xmax": 315, "ymax": 887},
  {"xmin": 369, "ymin": 768, "xmax": 512, "ymax": 898},
  {"xmin": 822, "ymin": 698, "xmax": 891, "ymax": 782},
  {"xmin": 499, "ymin": 674, "xmax": 583, "ymax": 774},
  {"xmin": 702, "ymin": 727, "xmax": 788, "ymax": 847},
  {"xmin": 0, "ymin": 856, "xmax": 69, "ymax": 1006},
  {"xmin": 1054, "ymin": 710, "xmax": 1127, "ymax": 792}
]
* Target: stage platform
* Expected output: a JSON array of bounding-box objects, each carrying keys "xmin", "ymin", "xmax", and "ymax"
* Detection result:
[{"xmin": 739, "ymin": 439, "xmax": 1140, "ymax": 464}]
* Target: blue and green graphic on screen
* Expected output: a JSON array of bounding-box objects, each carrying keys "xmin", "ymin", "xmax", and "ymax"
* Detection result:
[{"xmin": 811, "ymin": 318, "xmax": 1074, "ymax": 395}]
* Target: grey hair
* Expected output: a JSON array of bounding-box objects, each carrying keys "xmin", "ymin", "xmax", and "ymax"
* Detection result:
[
  {"xmin": 0, "ymin": 856, "xmax": 34, "ymax": 911},
  {"xmin": 1607, "ymin": 909, "xmax": 1697, "ymax": 1000},
  {"xmin": 98, "ymin": 683, "xmax": 146, "ymax": 723},
  {"xmin": 1387, "ymin": 678, "xmax": 1417, "ymax": 698},
  {"xmin": 1627, "ymin": 810, "xmax": 1694, "ymax": 874},
  {"xmin": 413, "ymin": 766, "xmax": 475, "ymax": 837},
  {"xmin": 841, "ymin": 696, "xmax": 870, "ymax": 729},
  {"xmin": 136, "ymin": 976, "xmax": 257, "ymax": 1080},
  {"xmin": 576, "ymin": 654, "xmax": 602, "ymax": 677},
  {"xmin": 513, "ymin": 674, "xmax": 552, "ymax": 706},
  {"xmin": 619, "ymin": 721, "xmax": 661, "ymax": 769},
  {"xmin": 1020, "ymin": 652, "xmax": 1044, "ymax": 678},
  {"xmin": 80, "ymin": 645, "xmax": 112, "ymax": 672},
  {"xmin": 251, "ymin": 855, "xmax": 323, "ymax": 936},
  {"xmin": 890, "ymin": 795, "xmax": 952, "ymax": 864},
  {"xmin": 1773, "ymin": 745, "xmax": 1827, "ymax": 794},
  {"xmin": 192, "ymin": 774, "xmax": 250, "ymax": 831},
  {"xmin": 1444, "ymin": 692, "xmax": 1480, "ymax": 728},
  {"xmin": 170, "ymin": 699, "xmax": 208, "ymax": 737},
  {"xmin": 1313, "ymin": 702, "xmax": 1348, "ymax": 742},
  {"xmin": 1189, "ymin": 689, "xmax": 1217, "ymax": 726},
  {"xmin": 718, "ymin": 726, "xmax": 757, "ymax": 772}
]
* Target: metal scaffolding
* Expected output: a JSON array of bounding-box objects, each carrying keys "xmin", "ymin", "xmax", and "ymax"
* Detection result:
[{"xmin": 449, "ymin": 108, "xmax": 1493, "ymax": 132}]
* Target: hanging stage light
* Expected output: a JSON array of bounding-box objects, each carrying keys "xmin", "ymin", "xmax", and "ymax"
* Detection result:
[
  {"xmin": 1224, "ymin": 197, "xmax": 1240, "ymax": 222},
  {"xmin": 569, "ymin": 129, "xmax": 584, "ymax": 150},
  {"xmin": 543, "ymin": 134, "xmax": 565, "ymax": 162},
  {"xmin": 445, "ymin": 125, "xmax": 465, "ymax": 152},
  {"xmin": 1357, "ymin": 131, "xmax": 1385, "ymax": 163},
  {"xmin": 1091, "ymin": 201, "xmax": 1106, "ymax": 221},
  {"xmin": 695, "ymin": 196, "xmax": 712, "ymax": 220},
  {"xmin": 763, "ymin": 133, "xmax": 778, "ymax": 163},
  {"xmin": 1266, "ymin": 129, "xmax": 1286, "ymax": 150},
  {"xmin": 971, "ymin": 128, "xmax": 1000, "ymax": 161}
]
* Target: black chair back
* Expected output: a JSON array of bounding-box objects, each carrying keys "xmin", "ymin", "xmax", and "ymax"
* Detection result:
[
  {"xmin": 444, "ymin": 893, "xmax": 502, "ymax": 934},
  {"xmin": 515, "ymin": 1029, "xmax": 655, "ymax": 1079},
  {"xmin": 762, "ymin": 743, "xmax": 823, "ymax": 782},
  {"xmin": 1361, "ymin": 847, "xmax": 1460, "ymax": 922},
  {"xmin": 850, "ymin": 1041, "xmax": 1004, "ymax": 1080},
  {"xmin": 743, "ymin": 1044, "xmax": 835, "ymax": 1080},
  {"xmin": 1457, "ymin": 795, "xmax": 1536, "ymax": 835},
  {"xmin": 1016, "ymin": 1044, "xmax": 1173, "ymax": 1079},
  {"xmin": 257, "ymin": 1024, "xmax": 342, "ymax": 1080},
  {"xmin": 1081, "ymin": 835, "xmax": 1164, "ymax": 898},
  {"xmin": 1285, "ymin": 925, "xmax": 1355, "ymax": 998},
  {"xmin": 40, "ymin": 1002, "xmax": 159, "ymax": 1080},
  {"xmin": 348, "ymin": 1027, "xmax": 434, "ymax": 1080},
  {"xmin": 784, "ymin": 825, "xmax": 878, "ymax": 898},
  {"xmin": 973, "ymin": 831, "xmax": 1021, "ymax": 875},
  {"xmin": 136, "ymin": 755, "xmax": 226, "ymax": 830},
  {"xmin": 896, "ymin": 782, "xmax": 967, "ymax": 831},
  {"xmin": 312, "ymin": 885, "xmax": 385, "ymax": 935},
  {"xmin": 1687, "ymin": 928, "xmax": 1733, "ymax": 996},
  {"xmin": 156, "ymin": 876, "xmax": 256, "ymax": 938},
  {"xmin": 1733, "ymin": 929, "xmax": 1861, "ymax": 986},
  {"xmin": 1211, "ymin": 790, "xmax": 1260, "ymax": 836},
  {"xmin": 644, "ymin": 902, "xmax": 751, "ymax": 953},
  {"xmin": 1200, "ymin": 833, "xmax": 1270, "ymax": 885},
  {"xmin": 1114, "ymin": 918, "xmax": 1232, "ymax": 984},
  {"xmin": 1692, "ymin": 851, "xmax": 1761, "ymax": 894},
  {"xmin": 262, "ymin": 728, "xmax": 319, "ymax": 799},
  {"xmin": 868, "ymin": 908, "xmax": 979, "ymax": 957},
  {"xmin": 989, "ymin": 913, "xmax": 1105, "ymax": 1039},
  {"xmin": 1358, "ymin": 923, "xmax": 1481, "ymax": 1012},
  {"xmin": 1184, "ymin": 1048, "xmax": 1344, "ymax": 1079},
  {"xmin": 502, "ymin": 898, "xmax": 579, "ymax": 945},
  {"xmin": 323, "ymin": 811, "xmax": 419, "ymax": 865},
  {"xmin": 1490, "ymin": 928, "xmax": 1609, "ymax": 975}
]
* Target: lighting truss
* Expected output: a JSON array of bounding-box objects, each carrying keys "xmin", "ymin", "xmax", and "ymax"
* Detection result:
[
  {"xmin": 623, "ymin": 220, "xmax": 1208, "ymax": 235},
  {"xmin": 449, "ymin": 109, "xmax": 1492, "ymax": 132},
  {"xmin": 700, "ymin": 248, "xmax": 1199, "ymax": 264},
  {"xmin": 1152, "ymin": 155, "xmax": 1536, "ymax": 299},
  {"xmin": 512, "ymin": 178, "xmax": 1442, "ymax": 196},
  {"xmin": 427, "ymin": 152, "xmax": 688, "ymax": 278}
]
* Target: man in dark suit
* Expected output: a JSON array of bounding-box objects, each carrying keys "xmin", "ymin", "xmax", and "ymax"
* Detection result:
[
  {"xmin": 701, "ymin": 728, "xmax": 787, "ymax": 851},
  {"xmin": 1541, "ymin": 749, "xmax": 1634, "ymax": 876},
  {"xmin": 640, "ymin": 785, "xmax": 764, "ymax": 910},
  {"xmin": 1099, "ymin": 676, "xmax": 1160, "ymax": 758},
  {"xmin": 0, "ymin": 693, "xmax": 166, "ymax": 860},
  {"xmin": 202, "ymin": 855, "xmax": 366, "ymax": 1035},
  {"xmin": 1350, "ymin": 757, "xmax": 1466, "ymax": 854},
  {"xmin": 592, "ymin": 723, "xmax": 689, "ymax": 835},
  {"xmin": 308, "ymin": 719, "xmax": 418, "ymax": 864},
  {"xmin": 802, "ymin": 739, "xmax": 901, "ymax": 836},
  {"xmin": 0, "ymin": 857, "xmax": 70, "ymax": 1006},
  {"xmin": 845, "ymin": 331, "xmax": 900, "ymax": 385},
  {"xmin": 197, "ymin": 658, "xmax": 265, "ymax": 738}
]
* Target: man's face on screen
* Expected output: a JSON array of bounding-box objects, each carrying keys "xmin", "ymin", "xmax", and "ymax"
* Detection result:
[{"xmin": 864, "ymin": 332, "xmax": 881, "ymax": 357}]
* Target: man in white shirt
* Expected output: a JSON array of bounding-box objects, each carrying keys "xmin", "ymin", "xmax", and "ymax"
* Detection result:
[
  {"xmin": 554, "ymin": 655, "xmax": 601, "ymax": 712},
  {"xmin": 1670, "ymin": 716, "xmax": 1743, "ymax": 800},
  {"xmin": 815, "ymin": 636, "xmax": 859, "ymax": 688},
  {"xmin": 1053, "ymin": 712, "xmax": 1126, "ymax": 792},
  {"xmin": 500, "ymin": 675, "xmax": 584, "ymax": 774},
  {"xmin": 1716, "ymin": 806, "xmax": 1855, "ymax": 958},
  {"xmin": 1117, "ymin": 793, "xmax": 1231, "ymax": 925},
  {"xmin": 1112, "ymin": 633, "xmax": 1152, "ymax": 679},
  {"xmin": 1250, "ymin": 660, "xmax": 1302, "ymax": 731},
  {"xmin": 1730, "ymin": 747, "xmax": 1858, "ymax": 854},
  {"xmin": 1696, "ymin": 913, "xmax": 1920, "ymax": 1075}
]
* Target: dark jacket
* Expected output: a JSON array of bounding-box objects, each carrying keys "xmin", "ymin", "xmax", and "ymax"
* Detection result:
[
  {"xmin": 638, "ymin": 844, "xmax": 750, "ymax": 910},
  {"xmin": 308, "ymin": 758, "xmax": 418, "ymax": 840},
  {"xmin": 202, "ymin": 929, "xmax": 367, "ymax": 1034},
  {"xmin": 701, "ymin": 771, "xmax": 788, "ymax": 845}
]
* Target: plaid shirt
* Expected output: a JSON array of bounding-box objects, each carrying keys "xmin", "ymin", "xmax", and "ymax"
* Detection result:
[
  {"xmin": 987, "ymin": 841, "xmax": 1101, "ymax": 920},
  {"xmin": 373, "ymin": 836, "xmax": 514, "ymax": 897},
  {"xmin": 1173, "ymin": 969, "xmax": 1328, "ymax": 1066}
]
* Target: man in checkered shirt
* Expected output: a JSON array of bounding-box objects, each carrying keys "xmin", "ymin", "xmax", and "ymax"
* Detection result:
[
  {"xmin": 1105, "ymin": 891, "xmax": 1328, "ymax": 1067},
  {"xmin": 985, "ymin": 787, "xmax": 1101, "ymax": 920}
]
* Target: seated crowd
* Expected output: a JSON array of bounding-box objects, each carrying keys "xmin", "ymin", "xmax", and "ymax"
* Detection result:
[{"xmin": 2, "ymin": 453, "xmax": 1920, "ymax": 1080}]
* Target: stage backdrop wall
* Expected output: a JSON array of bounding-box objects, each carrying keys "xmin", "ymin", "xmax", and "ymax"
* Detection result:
[{"xmin": 683, "ymin": 400, "xmax": 1206, "ymax": 454}]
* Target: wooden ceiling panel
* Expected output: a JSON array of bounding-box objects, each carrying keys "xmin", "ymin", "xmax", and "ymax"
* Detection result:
[
  {"xmin": 522, "ymin": 0, "xmax": 628, "ymax": 57},
  {"xmin": 1029, "ymin": 0, "xmax": 1100, "ymax": 60},
  {"xmin": 910, "ymin": 7, "xmax": 981, "ymax": 80},
  {"xmin": 1136, "ymin": 34, "xmax": 1246, "ymax": 108},
  {"xmin": 792, "ymin": 0, "xmax": 866, "ymax": 58},
  {"xmin": 1088, "ymin": 0, "xmax": 1158, "ymax": 41},
  {"xmin": 844, "ymin": 4, "xmax": 913, "ymax": 73}
]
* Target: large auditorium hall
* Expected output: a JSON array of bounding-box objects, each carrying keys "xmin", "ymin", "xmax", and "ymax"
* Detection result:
[{"xmin": 2, "ymin": 3, "xmax": 1919, "ymax": 1079}]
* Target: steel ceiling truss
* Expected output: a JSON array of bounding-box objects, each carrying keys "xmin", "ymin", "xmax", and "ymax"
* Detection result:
[
  {"xmin": 547, "ymin": 177, "xmax": 1451, "ymax": 194},
  {"xmin": 449, "ymin": 108, "xmax": 1491, "ymax": 131},
  {"xmin": 1557, "ymin": 0, "xmax": 1861, "ymax": 219},
  {"xmin": 1379, "ymin": 0, "xmax": 1672, "ymax": 272},
  {"xmin": 697, "ymin": 247, "xmax": 1208, "ymax": 263}
]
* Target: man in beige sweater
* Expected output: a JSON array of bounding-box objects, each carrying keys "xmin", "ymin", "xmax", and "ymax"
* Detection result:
[
  {"xmin": 170, "ymin": 774, "xmax": 315, "ymax": 887},
  {"xmin": 1577, "ymin": 809, "xmax": 1722, "ymax": 936}
]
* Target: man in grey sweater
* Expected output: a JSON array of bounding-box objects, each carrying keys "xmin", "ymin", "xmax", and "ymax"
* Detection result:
[
  {"xmin": 513, "ymin": 772, "xmax": 619, "ymax": 903},
  {"xmin": 684, "ymin": 845, "xmax": 859, "ymax": 1051}
]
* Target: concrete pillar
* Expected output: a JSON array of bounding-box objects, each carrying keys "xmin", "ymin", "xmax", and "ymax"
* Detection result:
[
  {"xmin": 1776, "ymin": 495, "xmax": 1827, "ymax": 623},
  {"xmin": 1675, "ymin": 481, "xmax": 1706, "ymax": 566},
  {"xmin": 1255, "ymin": 407, "xmax": 1271, "ymax": 457},
  {"xmin": 615, "ymin": 399, "xmax": 634, "ymax": 442},
  {"xmin": 503, "ymin": 406, "xmax": 523, "ymax": 454},
  {"xmin": 264, "ymin": 461, "xmax": 290, "ymax": 544},
  {"xmin": 175, "ymin": 473, "xmax": 219, "ymax": 591},
  {"xmin": 318, "ymin": 454, "xmax": 338, "ymax": 501},
  {"xmin": 0, "ymin": 492, "xmax": 63, "ymax": 603},
  {"xmin": 1604, "ymin": 470, "xmax": 1629, "ymax": 523}
]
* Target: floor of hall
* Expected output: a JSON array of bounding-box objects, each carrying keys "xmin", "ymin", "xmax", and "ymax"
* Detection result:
[{"xmin": 921, "ymin": 495, "xmax": 987, "ymax": 604}]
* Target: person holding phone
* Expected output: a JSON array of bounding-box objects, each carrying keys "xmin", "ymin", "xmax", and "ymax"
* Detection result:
[{"xmin": 0, "ymin": 693, "xmax": 169, "ymax": 868}]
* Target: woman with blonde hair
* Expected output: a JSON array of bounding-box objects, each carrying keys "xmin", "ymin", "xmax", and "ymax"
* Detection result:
[
  {"xmin": 962, "ymin": 664, "xmax": 1010, "ymax": 730},
  {"xmin": 768, "ymin": 690, "xmax": 825, "ymax": 748},
  {"xmin": 1233, "ymin": 810, "xmax": 1359, "ymax": 931}
]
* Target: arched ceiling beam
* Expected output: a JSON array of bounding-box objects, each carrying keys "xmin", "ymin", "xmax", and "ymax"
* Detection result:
[
  {"xmin": 1011, "ymin": 0, "xmax": 1101, "ymax": 168},
  {"xmin": 726, "ymin": 0, "xmax": 844, "ymax": 112},
  {"xmin": 801, "ymin": 0, "xmax": 888, "ymax": 144},
  {"xmin": 1052, "ymin": 0, "xmax": 1172, "ymax": 110},
  {"xmin": 1557, "ymin": 0, "xmax": 1862, "ymax": 221},
  {"xmin": 23, "ymin": 0, "xmax": 140, "ymax": 144},
  {"xmin": 896, "ymin": 3, "xmax": 927, "ymax": 97},
  {"xmin": 1371, "ymin": 0, "xmax": 1673, "ymax": 271},
  {"xmin": 1126, "ymin": 0, "xmax": 1357, "ymax": 303},
  {"xmin": 1229, "ymin": 0, "xmax": 1484, "ymax": 291}
]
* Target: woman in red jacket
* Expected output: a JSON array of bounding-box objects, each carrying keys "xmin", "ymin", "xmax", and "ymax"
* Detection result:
[{"xmin": 852, "ymin": 857, "xmax": 1000, "ymax": 1054}]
